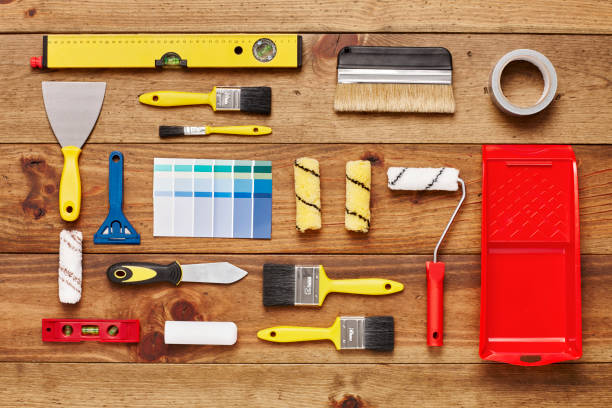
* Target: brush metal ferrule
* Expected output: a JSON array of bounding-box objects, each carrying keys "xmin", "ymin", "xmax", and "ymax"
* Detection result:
[
  {"xmin": 340, "ymin": 317, "xmax": 365, "ymax": 349},
  {"xmin": 215, "ymin": 87, "xmax": 241, "ymax": 110},
  {"xmin": 183, "ymin": 126, "xmax": 207, "ymax": 136},
  {"xmin": 294, "ymin": 265, "xmax": 320, "ymax": 305},
  {"xmin": 337, "ymin": 68, "xmax": 452, "ymax": 85}
]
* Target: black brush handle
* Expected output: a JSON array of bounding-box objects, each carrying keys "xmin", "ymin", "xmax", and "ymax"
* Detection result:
[
  {"xmin": 337, "ymin": 46, "xmax": 452, "ymax": 70},
  {"xmin": 107, "ymin": 262, "xmax": 183, "ymax": 285}
]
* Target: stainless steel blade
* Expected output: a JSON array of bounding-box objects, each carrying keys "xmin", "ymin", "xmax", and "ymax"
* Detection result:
[
  {"xmin": 42, "ymin": 81, "xmax": 106, "ymax": 148},
  {"xmin": 181, "ymin": 262, "xmax": 248, "ymax": 284}
]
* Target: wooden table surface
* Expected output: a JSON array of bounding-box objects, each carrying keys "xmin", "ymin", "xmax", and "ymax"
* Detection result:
[{"xmin": 1, "ymin": 1, "xmax": 611, "ymax": 407}]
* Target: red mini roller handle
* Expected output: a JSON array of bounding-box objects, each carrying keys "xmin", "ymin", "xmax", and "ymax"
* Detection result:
[{"xmin": 426, "ymin": 261, "xmax": 445, "ymax": 346}]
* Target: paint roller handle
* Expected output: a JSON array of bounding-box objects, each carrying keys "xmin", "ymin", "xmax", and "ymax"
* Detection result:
[
  {"xmin": 426, "ymin": 261, "xmax": 445, "ymax": 347},
  {"xmin": 107, "ymin": 262, "xmax": 183, "ymax": 285}
]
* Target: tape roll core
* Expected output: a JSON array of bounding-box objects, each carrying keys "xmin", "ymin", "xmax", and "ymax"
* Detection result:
[{"xmin": 489, "ymin": 49, "xmax": 557, "ymax": 116}]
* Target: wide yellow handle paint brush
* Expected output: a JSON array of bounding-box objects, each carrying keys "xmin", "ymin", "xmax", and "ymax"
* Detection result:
[
  {"xmin": 159, "ymin": 125, "xmax": 271, "ymax": 138},
  {"xmin": 262, "ymin": 264, "xmax": 404, "ymax": 306},
  {"xmin": 257, "ymin": 316, "xmax": 394, "ymax": 351},
  {"xmin": 139, "ymin": 87, "xmax": 271, "ymax": 114}
]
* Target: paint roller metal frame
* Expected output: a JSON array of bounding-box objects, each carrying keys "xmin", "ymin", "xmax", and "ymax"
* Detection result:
[
  {"xmin": 427, "ymin": 177, "xmax": 465, "ymax": 347},
  {"xmin": 433, "ymin": 178, "xmax": 466, "ymax": 263}
]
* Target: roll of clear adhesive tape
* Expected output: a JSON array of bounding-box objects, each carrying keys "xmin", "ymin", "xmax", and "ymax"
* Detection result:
[
  {"xmin": 489, "ymin": 49, "xmax": 557, "ymax": 116},
  {"xmin": 164, "ymin": 321, "xmax": 238, "ymax": 345}
]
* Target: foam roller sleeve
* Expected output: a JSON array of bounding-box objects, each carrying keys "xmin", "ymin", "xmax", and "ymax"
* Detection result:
[
  {"xmin": 294, "ymin": 157, "xmax": 321, "ymax": 232},
  {"xmin": 345, "ymin": 160, "xmax": 371, "ymax": 232},
  {"xmin": 164, "ymin": 321, "xmax": 238, "ymax": 345}
]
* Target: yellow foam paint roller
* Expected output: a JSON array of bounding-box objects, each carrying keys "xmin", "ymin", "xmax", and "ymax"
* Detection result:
[
  {"xmin": 294, "ymin": 157, "xmax": 321, "ymax": 232},
  {"xmin": 345, "ymin": 160, "xmax": 371, "ymax": 232}
]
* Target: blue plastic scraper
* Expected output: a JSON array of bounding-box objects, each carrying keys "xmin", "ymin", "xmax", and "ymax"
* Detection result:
[{"xmin": 94, "ymin": 151, "xmax": 140, "ymax": 244}]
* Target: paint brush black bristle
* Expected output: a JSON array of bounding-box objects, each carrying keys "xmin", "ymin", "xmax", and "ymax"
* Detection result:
[
  {"xmin": 364, "ymin": 316, "xmax": 395, "ymax": 351},
  {"xmin": 159, "ymin": 126, "xmax": 185, "ymax": 137},
  {"xmin": 240, "ymin": 87, "xmax": 271, "ymax": 115},
  {"xmin": 263, "ymin": 263, "xmax": 295, "ymax": 306}
]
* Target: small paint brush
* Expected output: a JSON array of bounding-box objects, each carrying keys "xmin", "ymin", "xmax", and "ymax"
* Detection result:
[
  {"xmin": 257, "ymin": 316, "xmax": 394, "ymax": 351},
  {"xmin": 159, "ymin": 125, "xmax": 272, "ymax": 138},
  {"xmin": 139, "ymin": 86, "xmax": 272, "ymax": 115},
  {"xmin": 262, "ymin": 264, "xmax": 404, "ymax": 307}
]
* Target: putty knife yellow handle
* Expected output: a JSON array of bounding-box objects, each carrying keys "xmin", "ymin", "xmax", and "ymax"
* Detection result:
[
  {"xmin": 326, "ymin": 278, "xmax": 404, "ymax": 296},
  {"xmin": 208, "ymin": 125, "xmax": 272, "ymax": 136},
  {"xmin": 59, "ymin": 146, "xmax": 82, "ymax": 221},
  {"xmin": 139, "ymin": 91, "xmax": 214, "ymax": 108}
]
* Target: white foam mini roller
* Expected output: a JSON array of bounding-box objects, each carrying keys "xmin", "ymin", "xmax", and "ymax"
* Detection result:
[
  {"xmin": 164, "ymin": 321, "xmax": 238, "ymax": 345},
  {"xmin": 387, "ymin": 167, "xmax": 459, "ymax": 191}
]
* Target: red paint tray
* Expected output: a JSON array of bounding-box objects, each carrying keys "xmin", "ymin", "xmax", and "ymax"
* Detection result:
[{"xmin": 480, "ymin": 145, "xmax": 581, "ymax": 366}]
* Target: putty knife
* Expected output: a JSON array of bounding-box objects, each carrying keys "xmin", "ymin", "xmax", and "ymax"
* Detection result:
[
  {"xmin": 42, "ymin": 81, "xmax": 106, "ymax": 221},
  {"xmin": 107, "ymin": 261, "xmax": 248, "ymax": 285}
]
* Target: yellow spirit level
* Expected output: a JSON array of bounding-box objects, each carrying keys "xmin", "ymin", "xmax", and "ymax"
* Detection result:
[{"xmin": 31, "ymin": 34, "xmax": 302, "ymax": 69}]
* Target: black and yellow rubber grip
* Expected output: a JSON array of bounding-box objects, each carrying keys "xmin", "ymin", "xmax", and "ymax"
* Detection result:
[{"xmin": 107, "ymin": 262, "xmax": 183, "ymax": 285}]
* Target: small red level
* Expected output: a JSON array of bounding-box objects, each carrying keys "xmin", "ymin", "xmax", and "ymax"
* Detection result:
[{"xmin": 42, "ymin": 319, "xmax": 140, "ymax": 343}]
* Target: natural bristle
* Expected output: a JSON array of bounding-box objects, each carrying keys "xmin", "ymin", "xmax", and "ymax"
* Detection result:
[
  {"xmin": 364, "ymin": 316, "xmax": 394, "ymax": 351},
  {"xmin": 334, "ymin": 83, "xmax": 455, "ymax": 113},
  {"xmin": 240, "ymin": 87, "xmax": 272, "ymax": 115},
  {"xmin": 262, "ymin": 264, "xmax": 295, "ymax": 306},
  {"xmin": 159, "ymin": 126, "xmax": 185, "ymax": 137}
]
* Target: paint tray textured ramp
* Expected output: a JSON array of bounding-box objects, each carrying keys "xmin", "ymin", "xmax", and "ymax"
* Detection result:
[{"xmin": 480, "ymin": 145, "xmax": 581, "ymax": 366}]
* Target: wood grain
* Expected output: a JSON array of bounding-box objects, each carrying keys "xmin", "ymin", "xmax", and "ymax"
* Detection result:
[
  {"xmin": 1, "ymin": 144, "xmax": 611, "ymax": 255},
  {"xmin": 1, "ymin": 1, "xmax": 611, "ymax": 34},
  {"xmin": 1, "ymin": 34, "xmax": 611, "ymax": 145},
  {"xmin": 2, "ymin": 362, "xmax": 612, "ymax": 407},
  {"xmin": 0, "ymin": 253, "xmax": 610, "ymax": 364}
]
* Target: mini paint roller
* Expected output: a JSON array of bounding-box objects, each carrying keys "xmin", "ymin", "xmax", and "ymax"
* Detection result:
[
  {"xmin": 387, "ymin": 167, "xmax": 466, "ymax": 346},
  {"xmin": 294, "ymin": 157, "xmax": 321, "ymax": 232},
  {"xmin": 345, "ymin": 160, "xmax": 371, "ymax": 233}
]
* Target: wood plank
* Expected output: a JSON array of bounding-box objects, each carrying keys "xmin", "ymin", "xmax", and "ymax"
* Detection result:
[
  {"xmin": 0, "ymin": 254, "xmax": 609, "ymax": 363},
  {"xmin": 1, "ymin": 144, "xmax": 610, "ymax": 255},
  {"xmin": 1, "ymin": 1, "xmax": 611, "ymax": 34},
  {"xmin": 1, "ymin": 362, "xmax": 612, "ymax": 407},
  {"xmin": 1, "ymin": 34, "xmax": 611, "ymax": 145}
]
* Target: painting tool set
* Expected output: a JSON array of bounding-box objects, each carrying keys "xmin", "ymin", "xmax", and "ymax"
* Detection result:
[{"xmin": 32, "ymin": 33, "xmax": 581, "ymax": 366}]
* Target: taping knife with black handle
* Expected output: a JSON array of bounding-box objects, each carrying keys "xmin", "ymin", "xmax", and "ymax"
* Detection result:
[{"xmin": 107, "ymin": 261, "xmax": 247, "ymax": 286}]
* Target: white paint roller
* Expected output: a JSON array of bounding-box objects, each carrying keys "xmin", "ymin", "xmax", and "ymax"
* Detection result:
[
  {"xmin": 58, "ymin": 230, "xmax": 82, "ymax": 304},
  {"xmin": 386, "ymin": 166, "xmax": 466, "ymax": 347},
  {"xmin": 387, "ymin": 167, "xmax": 459, "ymax": 191},
  {"xmin": 164, "ymin": 321, "xmax": 238, "ymax": 345}
]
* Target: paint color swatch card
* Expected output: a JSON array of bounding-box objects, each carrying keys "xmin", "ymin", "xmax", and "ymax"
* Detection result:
[{"xmin": 154, "ymin": 158, "xmax": 272, "ymax": 239}]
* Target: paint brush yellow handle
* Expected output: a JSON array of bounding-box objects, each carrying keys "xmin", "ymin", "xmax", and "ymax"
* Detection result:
[
  {"xmin": 207, "ymin": 125, "xmax": 271, "ymax": 136},
  {"xmin": 257, "ymin": 318, "xmax": 342, "ymax": 349},
  {"xmin": 139, "ymin": 91, "xmax": 214, "ymax": 107},
  {"xmin": 59, "ymin": 146, "xmax": 82, "ymax": 221}
]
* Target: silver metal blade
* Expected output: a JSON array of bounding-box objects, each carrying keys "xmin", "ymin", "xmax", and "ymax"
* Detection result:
[
  {"xmin": 181, "ymin": 262, "xmax": 248, "ymax": 284},
  {"xmin": 42, "ymin": 81, "xmax": 106, "ymax": 148}
]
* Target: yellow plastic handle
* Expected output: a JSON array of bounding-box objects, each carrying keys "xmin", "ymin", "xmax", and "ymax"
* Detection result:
[
  {"xmin": 257, "ymin": 318, "xmax": 342, "ymax": 349},
  {"xmin": 328, "ymin": 278, "xmax": 404, "ymax": 296},
  {"xmin": 59, "ymin": 146, "xmax": 82, "ymax": 221},
  {"xmin": 207, "ymin": 125, "xmax": 272, "ymax": 136},
  {"xmin": 138, "ymin": 91, "xmax": 213, "ymax": 107}
]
